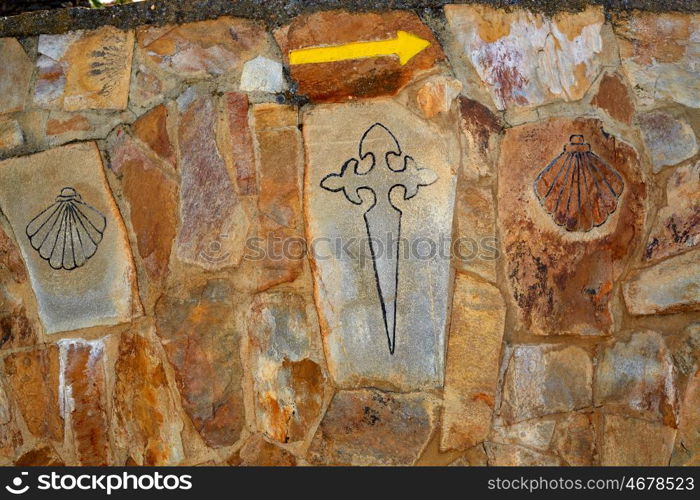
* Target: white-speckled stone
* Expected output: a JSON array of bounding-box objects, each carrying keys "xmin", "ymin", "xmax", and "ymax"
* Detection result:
[{"xmin": 240, "ymin": 56, "xmax": 286, "ymax": 93}]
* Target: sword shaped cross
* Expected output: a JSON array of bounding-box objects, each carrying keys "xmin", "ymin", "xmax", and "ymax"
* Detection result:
[{"xmin": 321, "ymin": 123, "xmax": 437, "ymax": 354}]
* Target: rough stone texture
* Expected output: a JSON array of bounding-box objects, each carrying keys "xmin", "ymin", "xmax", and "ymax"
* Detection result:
[
  {"xmin": 15, "ymin": 446, "xmax": 64, "ymax": 466},
  {"xmin": 599, "ymin": 414, "xmax": 676, "ymax": 466},
  {"xmin": 35, "ymin": 26, "xmax": 134, "ymax": 110},
  {"xmin": 552, "ymin": 413, "xmax": 595, "ymax": 466},
  {"xmin": 441, "ymin": 275, "xmax": 505, "ymax": 451},
  {"xmin": 623, "ymin": 250, "xmax": 700, "ymax": 315},
  {"xmin": 638, "ymin": 110, "xmax": 698, "ymax": 172},
  {"xmin": 0, "ymin": 142, "xmax": 139, "ymax": 334},
  {"xmin": 155, "ymin": 280, "xmax": 245, "ymax": 448},
  {"xmin": 304, "ymin": 98, "xmax": 458, "ymax": 390},
  {"xmin": 645, "ymin": 162, "xmax": 700, "ymax": 262},
  {"xmin": 614, "ymin": 12, "xmax": 700, "ymax": 109},
  {"xmin": 0, "ymin": 118, "xmax": 24, "ymax": 152},
  {"xmin": 595, "ymin": 331, "xmax": 678, "ymax": 426},
  {"xmin": 446, "ymin": 5, "xmax": 607, "ymax": 110},
  {"xmin": 225, "ymin": 93, "xmax": 257, "ymax": 196},
  {"xmin": 113, "ymin": 328, "xmax": 184, "ymax": 466},
  {"xmin": 501, "ymin": 344, "xmax": 593, "ymax": 423},
  {"xmin": 230, "ymin": 433, "xmax": 297, "ymax": 466},
  {"xmin": 3, "ymin": 345, "xmax": 63, "ymax": 441},
  {"xmin": 275, "ymin": 10, "xmax": 445, "ymax": 103},
  {"xmin": 176, "ymin": 93, "xmax": 250, "ymax": 270},
  {"xmin": 132, "ymin": 18, "xmax": 269, "ymax": 108},
  {"xmin": 253, "ymin": 104, "xmax": 304, "ymax": 291},
  {"xmin": 0, "ymin": 38, "xmax": 33, "ymax": 114},
  {"xmin": 248, "ymin": 291, "xmax": 328, "ymax": 444},
  {"xmin": 591, "ymin": 72, "xmax": 634, "ymax": 125},
  {"xmin": 240, "ymin": 56, "xmax": 286, "ymax": 93},
  {"xmin": 484, "ymin": 442, "xmax": 562, "ymax": 466},
  {"xmin": 131, "ymin": 104, "xmax": 176, "ymax": 167},
  {"xmin": 0, "ymin": 378, "xmax": 22, "ymax": 463},
  {"xmin": 498, "ymin": 118, "xmax": 646, "ymax": 336},
  {"xmin": 491, "ymin": 418, "xmax": 556, "ymax": 451},
  {"xmin": 59, "ymin": 339, "xmax": 109, "ymax": 466},
  {"xmin": 672, "ymin": 369, "xmax": 700, "ymax": 465},
  {"xmin": 308, "ymin": 389, "xmax": 436, "ymax": 465},
  {"xmin": 109, "ymin": 132, "xmax": 178, "ymax": 285}
]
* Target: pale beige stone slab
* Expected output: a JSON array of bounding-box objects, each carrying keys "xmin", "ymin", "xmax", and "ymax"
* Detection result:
[
  {"xmin": 0, "ymin": 142, "xmax": 139, "ymax": 333},
  {"xmin": 303, "ymin": 98, "xmax": 458, "ymax": 390}
]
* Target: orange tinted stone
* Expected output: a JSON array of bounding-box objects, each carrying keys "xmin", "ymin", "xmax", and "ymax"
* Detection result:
[
  {"xmin": 231, "ymin": 434, "xmax": 297, "ymax": 466},
  {"xmin": 15, "ymin": 446, "xmax": 64, "ymax": 466},
  {"xmin": 4, "ymin": 345, "xmax": 63, "ymax": 441},
  {"xmin": 224, "ymin": 93, "xmax": 256, "ymax": 195},
  {"xmin": 132, "ymin": 105, "xmax": 176, "ymax": 166},
  {"xmin": 275, "ymin": 10, "xmax": 444, "ymax": 103},
  {"xmin": 591, "ymin": 73, "xmax": 634, "ymax": 125},
  {"xmin": 498, "ymin": 118, "xmax": 646, "ymax": 336},
  {"xmin": 46, "ymin": 114, "xmax": 90, "ymax": 136}
]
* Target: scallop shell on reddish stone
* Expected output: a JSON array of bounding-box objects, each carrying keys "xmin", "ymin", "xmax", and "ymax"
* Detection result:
[
  {"xmin": 26, "ymin": 187, "xmax": 107, "ymax": 270},
  {"xmin": 534, "ymin": 135, "xmax": 624, "ymax": 232}
]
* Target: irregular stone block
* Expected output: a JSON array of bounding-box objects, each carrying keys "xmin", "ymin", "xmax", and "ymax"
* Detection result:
[
  {"xmin": 58, "ymin": 339, "xmax": 109, "ymax": 466},
  {"xmin": 552, "ymin": 413, "xmax": 595, "ymax": 466},
  {"xmin": 491, "ymin": 419, "xmax": 555, "ymax": 451},
  {"xmin": 132, "ymin": 105, "xmax": 176, "ymax": 167},
  {"xmin": 0, "ymin": 118, "xmax": 24, "ymax": 152},
  {"xmin": 484, "ymin": 442, "xmax": 562, "ymax": 466},
  {"xmin": 155, "ymin": 280, "xmax": 244, "ymax": 448},
  {"xmin": 109, "ymin": 132, "xmax": 177, "ymax": 285},
  {"xmin": 132, "ymin": 18, "xmax": 269, "ymax": 108},
  {"xmin": 253, "ymin": 104, "xmax": 304, "ymax": 291},
  {"xmin": 415, "ymin": 76, "xmax": 462, "ymax": 119},
  {"xmin": 15, "ymin": 446, "xmax": 64, "ymax": 466},
  {"xmin": 248, "ymin": 291, "xmax": 328, "ymax": 444},
  {"xmin": 591, "ymin": 73, "xmax": 634, "ymax": 125},
  {"xmin": 113, "ymin": 328, "xmax": 184, "ymax": 465},
  {"xmin": 35, "ymin": 26, "xmax": 134, "ymax": 111},
  {"xmin": 230, "ymin": 434, "xmax": 297, "ymax": 466},
  {"xmin": 224, "ymin": 93, "xmax": 256, "ymax": 196},
  {"xmin": 0, "ymin": 142, "xmax": 140, "ymax": 334},
  {"xmin": 445, "ymin": 5, "xmax": 606, "ymax": 110},
  {"xmin": 595, "ymin": 331, "xmax": 678, "ymax": 425},
  {"xmin": 645, "ymin": 162, "xmax": 700, "ymax": 262},
  {"xmin": 3, "ymin": 345, "xmax": 62, "ymax": 441},
  {"xmin": 176, "ymin": 93, "xmax": 249, "ymax": 270},
  {"xmin": 304, "ymin": 99, "xmax": 458, "ymax": 390},
  {"xmin": 308, "ymin": 389, "xmax": 437, "ymax": 465},
  {"xmin": 240, "ymin": 56, "xmax": 286, "ymax": 93},
  {"xmin": 498, "ymin": 118, "xmax": 646, "ymax": 336},
  {"xmin": 672, "ymin": 369, "xmax": 700, "ymax": 465},
  {"xmin": 623, "ymin": 250, "xmax": 700, "ymax": 315},
  {"xmin": 0, "ymin": 38, "xmax": 32, "ymax": 114},
  {"xmin": 501, "ymin": 344, "xmax": 593, "ymax": 423},
  {"xmin": 0, "ymin": 379, "xmax": 22, "ymax": 463},
  {"xmin": 600, "ymin": 414, "xmax": 676, "ymax": 466},
  {"xmin": 638, "ymin": 110, "xmax": 698, "ymax": 172},
  {"xmin": 614, "ymin": 12, "xmax": 700, "ymax": 108},
  {"xmin": 275, "ymin": 10, "xmax": 444, "ymax": 103},
  {"xmin": 441, "ymin": 275, "xmax": 505, "ymax": 451}
]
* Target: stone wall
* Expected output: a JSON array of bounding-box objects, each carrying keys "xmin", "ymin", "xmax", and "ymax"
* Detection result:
[{"xmin": 0, "ymin": 1, "xmax": 698, "ymax": 466}]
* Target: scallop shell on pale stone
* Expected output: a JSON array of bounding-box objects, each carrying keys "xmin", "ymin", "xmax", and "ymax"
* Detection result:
[
  {"xmin": 25, "ymin": 187, "xmax": 107, "ymax": 270},
  {"xmin": 534, "ymin": 135, "xmax": 625, "ymax": 232}
]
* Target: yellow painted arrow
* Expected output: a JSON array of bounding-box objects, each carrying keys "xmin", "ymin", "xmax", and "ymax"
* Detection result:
[{"xmin": 289, "ymin": 31, "xmax": 430, "ymax": 66}]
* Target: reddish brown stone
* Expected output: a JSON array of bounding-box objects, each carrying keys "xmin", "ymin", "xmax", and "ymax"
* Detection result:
[
  {"xmin": 249, "ymin": 292, "xmax": 327, "ymax": 444},
  {"xmin": 0, "ymin": 305, "xmax": 36, "ymax": 350},
  {"xmin": 645, "ymin": 161, "xmax": 699, "ymax": 262},
  {"xmin": 308, "ymin": 389, "xmax": 436, "ymax": 465},
  {"xmin": 0, "ymin": 380, "xmax": 22, "ymax": 462},
  {"xmin": 553, "ymin": 413, "xmax": 595, "ymax": 466},
  {"xmin": 113, "ymin": 329, "xmax": 183, "ymax": 465},
  {"xmin": 132, "ymin": 105, "xmax": 176, "ymax": 166},
  {"xmin": 46, "ymin": 114, "xmax": 90, "ymax": 136},
  {"xmin": 60, "ymin": 340, "xmax": 109, "ymax": 466},
  {"xmin": 176, "ymin": 93, "xmax": 249, "ymax": 270},
  {"xmin": 230, "ymin": 434, "xmax": 297, "ymax": 466},
  {"xmin": 155, "ymin": 280, "xmax": 244, "ymax": 448},
  {"xmin": 15, "ymin": 446, "xmax": 64, "ymax": 466},
  {"xmin": 253, "ymin": 104, "xmax": 304, "ymax": 291},
  {"xmin": 275, "ymin": 10, "xmax": 445, "ymax": 103},
  {"xmin": 110, "ymin": 133, "xmax": 177, "ymax": 283},
  {"xmin": 459, "ymin": 97, "xmax": 502, "ymax": 156},
  {"xmin": 4, "ymin": 345, "xmax": 63, "ymax": 441},
  {"xmin": 0, "ymin": 224, "xmax": 27, "ymax": 284},
  {"xmin": 224, "ymin": 93, "xmax": 257, "ymax": 195},
  {"xmin": 498, "ymin": 118, "xmax": 646, "ymax": 336},
  {"xmin": 591, "ymin": 73, "xmax": 634, "ymax": 125}
]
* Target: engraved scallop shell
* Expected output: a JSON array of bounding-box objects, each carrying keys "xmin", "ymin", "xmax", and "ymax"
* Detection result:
[
  {"xmin": 25, "ymin": 187, "xmax": 107, "ymax": 270},
  {"xmin": 534, "ymin": 135, "xmax": 625, "ymax": 232}
]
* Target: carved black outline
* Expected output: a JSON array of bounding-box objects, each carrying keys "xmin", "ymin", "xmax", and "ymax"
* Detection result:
[
  {"xmin": 320, "ymin": 123, "xmax": 437, "ymax": 355},
  {"xmin": 26, "ymin": 186, "xmax": 107, "ymax": 271}
]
